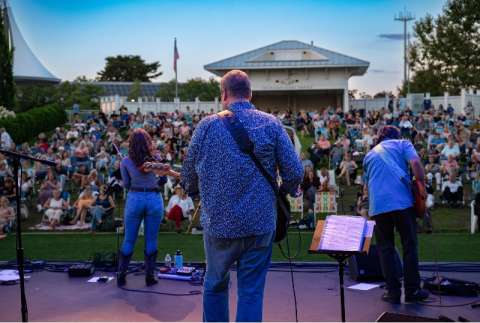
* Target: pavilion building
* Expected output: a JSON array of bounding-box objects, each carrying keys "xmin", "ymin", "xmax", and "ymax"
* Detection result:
[{"xmin": 205, "ymin": 40, "xmax": 369, "ymax": 112}]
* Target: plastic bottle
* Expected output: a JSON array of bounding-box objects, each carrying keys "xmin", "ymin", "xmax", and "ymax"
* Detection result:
[
  {"xmin": 174, "ymin": 250, "xmax": 183, "ymax": 269},
  {"xmin": 164, "ymin": 253, "xmax": 172, "ymax": 268}
]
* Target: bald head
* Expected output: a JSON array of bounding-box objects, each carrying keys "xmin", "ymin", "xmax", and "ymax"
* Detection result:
[{"xmin": 220, "ymin": 70, "xmax": 252, "ymax": 106}]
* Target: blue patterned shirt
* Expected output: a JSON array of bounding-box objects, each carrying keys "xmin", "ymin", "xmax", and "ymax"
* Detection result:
[{"xmin": 181, "ymin": 102, "xmax": 304, "ymax": 239}]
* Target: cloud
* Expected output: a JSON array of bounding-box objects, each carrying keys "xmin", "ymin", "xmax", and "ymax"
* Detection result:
[{"xmin": 378, "ymin": 33, "xmax": 407, "ymax": 41}]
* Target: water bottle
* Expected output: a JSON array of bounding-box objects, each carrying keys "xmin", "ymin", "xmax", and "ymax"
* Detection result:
[
  {"xmin": 174, "ymin": 250, "xmax": 183, "ymax": 269},
  {"xmin": 164, "ymin": 253, "xmax": 172, "ymax": 268},
  {"xmin": 139, "ymin": 220, "xmax": 144, "ymax": 236}
]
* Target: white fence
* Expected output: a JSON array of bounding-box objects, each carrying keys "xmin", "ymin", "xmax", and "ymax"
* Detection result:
[
  {"xmin": 101, "ymin": 89, "xmax": 480, "ymax": 116},
  {"xmin": 350, "ymin": 88, "xmax": 480, "ymax": 115},
  {"xmin": 100, "ymin": 96, "xmax": 222, "ymax": 115}
]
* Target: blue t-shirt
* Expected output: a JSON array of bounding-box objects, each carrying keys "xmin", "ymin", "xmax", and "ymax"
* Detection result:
[{"xmin": 363, "ymin": 139, "xmax": 419, "ymax": 216}]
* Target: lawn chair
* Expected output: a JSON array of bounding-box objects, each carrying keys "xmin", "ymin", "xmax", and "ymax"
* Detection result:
[
  {"xmin": 313, "ymin": 191, "xmax": 338, "ymax": 226},
  {"xmin": 470, "ymin": 200, "xmax": 478, "ymax": 234}
]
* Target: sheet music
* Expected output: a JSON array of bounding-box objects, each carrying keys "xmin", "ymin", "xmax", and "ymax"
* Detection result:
[{"xmin": 318, "ymin": 215, "xmax": 367, "ymax": 252}]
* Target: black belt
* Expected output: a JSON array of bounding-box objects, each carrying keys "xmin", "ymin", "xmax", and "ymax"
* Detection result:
[{"xmin": 129, "ymin": 187, "xmax": 159, "ymax": 193}]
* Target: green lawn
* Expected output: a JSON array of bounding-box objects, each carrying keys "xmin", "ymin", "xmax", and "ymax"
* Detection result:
[{"xmin": 1, "ymin": 231, "xmax": 479, "ymax": 262}]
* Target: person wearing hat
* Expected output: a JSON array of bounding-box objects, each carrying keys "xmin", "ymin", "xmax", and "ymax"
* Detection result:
[{"xmin": 363, "ymin": 125, "xmax": 429, "ymax": 304}]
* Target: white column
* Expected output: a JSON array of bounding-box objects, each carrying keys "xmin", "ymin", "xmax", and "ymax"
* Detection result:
[
  {"xmin": 460, "ymin": 88, "xmax": 466, "ymax": 115},
  {"xmin": 406, "ymin": 93, "xmax": 412, "ymax": 109},
  {"xmin": 343, "ymin": 88, "xmax": 349, "ymax": 113},
  {"xmin": 156, "ymin": 98, "xmax": 160, "ymax": 114},
  {"xmin": 214, "ymin": 97, "xmax": 220, "ymax": 112},
  {"xmin": 114, "ymin": 95, "xmax": 120, "ymax": 113},
  {"xmin": 195, "ymin": 97, "xmax": 200, "ymax": 112},
  {"xmin": 444, "ymin": 92, "xmax": 448, "ymax": 110}
]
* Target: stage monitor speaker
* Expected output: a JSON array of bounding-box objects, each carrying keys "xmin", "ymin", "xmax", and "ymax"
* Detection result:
[
  {"xmin": 376, "ymin": 311, "xmax": 448, "ymax": 322},
  {"xmin": 348, "ymin": 244, "xmax": 402, "ymax": 282}
]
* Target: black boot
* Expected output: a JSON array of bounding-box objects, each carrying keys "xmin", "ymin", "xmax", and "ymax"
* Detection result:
[
  {"xmin": 117, "ymin": 251, "xmax": 132, "ymax": 287},
  {"xmin": 145, "ymin": 250, "xmax": 158, "ymax": 286}
]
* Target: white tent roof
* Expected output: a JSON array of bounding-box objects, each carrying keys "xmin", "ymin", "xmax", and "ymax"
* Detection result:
[{"xmin": 4, "ymin": 2, "xmax": 60, "ymax": 83}]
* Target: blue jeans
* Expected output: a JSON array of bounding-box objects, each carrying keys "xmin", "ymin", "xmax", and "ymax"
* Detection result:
[
  {"xmin": 203, "ymin": 232, "xmax": 273, "ymax": 322},
  {"xmin": 120, "ymin": 192, "xmax": 164, "ymax": 256}
]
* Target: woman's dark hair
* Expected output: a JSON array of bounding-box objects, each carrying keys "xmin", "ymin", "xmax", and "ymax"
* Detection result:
[
  {"xmin": 377, "ymin": 126, "xmax": 400, "ymax": 143},
  {"xmin": 128, "ymin": 128, "xmax": 153, "ymax": 167}
]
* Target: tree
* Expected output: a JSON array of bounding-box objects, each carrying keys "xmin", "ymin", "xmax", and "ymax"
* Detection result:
[
  {"xmin": 0, "ymin": 5, "xmax": 16, "ymax": 110},
  {"xmin": 373, "ymin": 91, "xmax": 394, "ymax": 99},
  {"xmin": 97, "ymin": 55, "xmax": 162, "ymax": 82},
  {"xmin": 156, "ymin": 78, "xmax": 220, "ymax": 102},
  {"xmin": 181, "ymin": 78, "xmax": 220, "ymax": 101},
  {"xmin": 16, "ymin": 80, "xmax": 104, "ymax": 111},
  {"xmin": 128, "ymin": 79, "xmax": 142, "ymax": 101},
  {"xmin": 156, "ymin": 80, "xmax": 177, "ymax": 101},
  {"xmin": 403, "ymin": 0, "xmax": 480, "ymax": 95}
]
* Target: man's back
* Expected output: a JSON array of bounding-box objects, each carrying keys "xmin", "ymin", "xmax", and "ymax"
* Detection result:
[
  {"xmin": 363, "ymin": 139, "xmax": 418, "ymax": 216},
  {"xmin": 182, "ymin": 102, "xmax": 303, "ymax": 238}
]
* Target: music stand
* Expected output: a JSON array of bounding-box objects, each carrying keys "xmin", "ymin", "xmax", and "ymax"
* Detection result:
[
  {"xmin": 308, "ymin": 219, "xmax": 373, "ymax": 322},
  {"xmin": 0, "ymin": 149, "xmax": 55, "ymax": 322}
]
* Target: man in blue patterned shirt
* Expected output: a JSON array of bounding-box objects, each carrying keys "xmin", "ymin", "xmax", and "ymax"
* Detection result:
[{"xmin": 181, "ymin": 70, "xmax": 303, "ymax": 322}]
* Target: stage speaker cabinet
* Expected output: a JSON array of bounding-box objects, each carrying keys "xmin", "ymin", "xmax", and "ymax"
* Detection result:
[
  {"xmin": 348, "ymin": 244, "xmax": 402, "ymax": 282},
  {"xmin": 68, "ymin": 263, "xmax": 95, "ymax": 277},
  {"xmin": 376, "ymin": 312, "xmax": 447, "ymax": 322}
]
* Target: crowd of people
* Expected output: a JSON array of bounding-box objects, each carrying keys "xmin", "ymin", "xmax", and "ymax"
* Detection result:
[
  {"xmin": 0, "ymin": 106, "xmax": 206, "ymax": 237},
  {"xmin": 290, "ymin": 101, "xmax": 480, "ymax": 231},
  {"xmin": 0, "ymin": 99, "xmax": 478, "ymax": 238}
]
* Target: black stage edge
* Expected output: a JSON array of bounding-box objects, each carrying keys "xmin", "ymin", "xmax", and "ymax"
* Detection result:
[{"xmin": 0, "ymin": 265, "xmax": 479, "ymax": 322}]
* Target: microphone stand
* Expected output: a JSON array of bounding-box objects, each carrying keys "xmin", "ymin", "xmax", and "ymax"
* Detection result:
[{"xmin": 0, "ymin": 149, "xmax": 56, "ymax": 322}]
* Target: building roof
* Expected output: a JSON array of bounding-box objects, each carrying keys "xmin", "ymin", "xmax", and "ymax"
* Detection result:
[
  {"xmin": 4, "ymin": 3, "xmax": 60, "ymax": 83},
  {"xmin": 93, "ymin": 82, "xmax": 163, "ymax": 97},
  {"xmin": 205, "ymin": 40, "xmax": 369, "ymax": 76}
]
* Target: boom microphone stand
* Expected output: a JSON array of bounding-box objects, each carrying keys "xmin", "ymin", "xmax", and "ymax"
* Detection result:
[{"xmin": 0, "ymin": 149, "xmax": 55, "ymax": 322}]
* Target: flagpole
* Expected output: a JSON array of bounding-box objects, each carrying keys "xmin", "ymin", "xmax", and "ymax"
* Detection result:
[{"xmin": 174, "ymin": 37, "xmax": 178, "ymax": 99}]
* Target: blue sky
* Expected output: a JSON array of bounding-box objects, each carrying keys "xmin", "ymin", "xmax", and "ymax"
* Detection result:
[{"xmin": 9, "ymin": 0, "xmax": 445, "ymax": 94}]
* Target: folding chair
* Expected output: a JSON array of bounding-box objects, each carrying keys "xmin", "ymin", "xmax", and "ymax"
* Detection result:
[
  {"xmin": 313, "ymin": 191, "xmax": 338, "ymax": 224},
  {"xmin": 471, "ymin": 200, "xmax": 478, "ymax": 234}
]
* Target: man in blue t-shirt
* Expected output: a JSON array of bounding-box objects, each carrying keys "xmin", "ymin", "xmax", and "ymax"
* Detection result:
[{"xmin": 363, "ymin": 126, "xmax": 429, "ymax": 304}]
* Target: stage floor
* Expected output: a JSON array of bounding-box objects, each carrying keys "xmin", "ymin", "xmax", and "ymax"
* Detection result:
[{"xmin": 1, "ymin": 265, "xmax": 479, "ymax": 322}]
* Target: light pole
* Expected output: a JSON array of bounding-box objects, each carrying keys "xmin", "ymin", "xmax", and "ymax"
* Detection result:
[{"xmin": 395, "ymin": 8, "xmax": 415, "ymax": 95}]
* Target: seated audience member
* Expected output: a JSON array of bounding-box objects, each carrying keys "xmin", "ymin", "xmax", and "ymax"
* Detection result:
[
  {"xmin": 441, "ymin": 155, "xmax": 459, "ymax": 176},
  {"xmin": 82, "ymin": 169, "xmax": 100, "ymax": 191},
  {"xmin": 21, "ymin": 172, "xmax": 33, "ymax": 198},
  {"xmin": 300, "ymin": 152, "xmax": 313, "ymax": 170},
  {"xmin": 338, "ymin": 153, "xmax": 357, "ymax": 186},
  {"xmin": 329, "ymin": 142, "xmax": 344, "ymax": 171},
  {"xmin": 73, "ymin": 141, "xmax": 90, "ymax": 168},
  {"xmin": 166, "ymin": 185, "xmax": 194, "ymax": 231},
  {"xmin": 309, "ymin": 135, "xmax": 331, "ymax": 167},
  {"xmin": 44, "ymin": 190, "xmax": 69, "ymax": 230},
  {"xmin": 37, "ymin": 171, "xmax": 60, "ymax": 210},
  {"xmin": 0, "ymin": 196, "xmax": 14, "ymax": 238},
  {"xmin": 1, "ymin": 177, "xmax": 16, "ymax": 203},
  {"xmin": 90, "ymin": 185, "xmax": 116, "ymax": 231},
  {"xmin": 399, "ymin": 115, "xmax": 413, "ymax": 138},
  {"xmin": 95, "ymin": 147, "xmax": 110, "ymax": 171},
  {"xmin": 441, "ymin": 173, "xmax": 463, "ymax": 206},
  {"xmin": 425, "ymin": 156, "xmax": 442, "ymax": 190},
  {"xmin": 301, "ymin": 168, "xmax": 320, "ymax": 211},
  {"xmin": 318, "ymin": 167, "xmax": 334, "ymax": 192},
  {"xmin": 70, "ymin": 187, "xmax": 96, "ymax": 226},
  {"xmin": 440, "ymin": 136, "xmax": 460, "ymax": 160},
  {"xmin": 72, "ymin": 164, "xmax": 89, "ymax": 186},
  {"xmin": 355, "ymin": 186, "xmax": 369, "ymax": 218}
]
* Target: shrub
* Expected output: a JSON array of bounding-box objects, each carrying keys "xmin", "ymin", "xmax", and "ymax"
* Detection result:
[{"xmin": 0, "ymin": 104, "xmax": 67, "ymax": 144}]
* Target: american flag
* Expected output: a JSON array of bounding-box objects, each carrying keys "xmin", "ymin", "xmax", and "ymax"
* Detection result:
[{"xmin": 173, "ymin": 38, "xmax": 179, "ymax": 73}]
